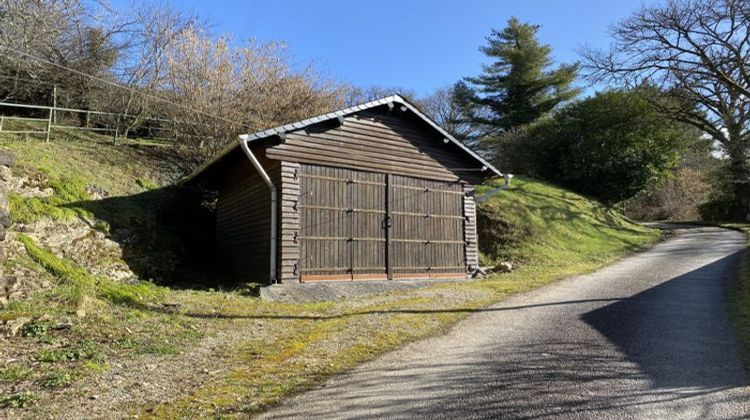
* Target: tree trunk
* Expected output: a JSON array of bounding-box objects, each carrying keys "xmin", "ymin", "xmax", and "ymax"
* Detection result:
[{"xmin": 726, "ymin": 131, "xmax": 750, "ymax": 221}]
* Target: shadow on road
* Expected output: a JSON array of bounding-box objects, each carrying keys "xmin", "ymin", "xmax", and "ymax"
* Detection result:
[
  {"xmin": 581, "ymin": 250, "xmax": 748, "ymax": 390},
  {"xmin": 266, "ymin": 344, "xmax": 748, "ymax": 419}
]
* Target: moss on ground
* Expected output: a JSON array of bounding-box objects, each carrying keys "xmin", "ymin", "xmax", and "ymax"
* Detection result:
[
  {"xmin": 18, "ymin": 234, "xmax": 165, "ymax": 309},
  {"xmin": 0, "ymin": 131, "xmax": 168, "ymax": 197},
  {"xmin": 3, "ymin": 133, "xmax": 215, "ymax": 286},
  {"xmin": 4, "ymin": 136, "xmax": 163, "ymax": 228},
  {"xmin": 1, "ymin": 236, "xmax": 203, "ymax": 402}
]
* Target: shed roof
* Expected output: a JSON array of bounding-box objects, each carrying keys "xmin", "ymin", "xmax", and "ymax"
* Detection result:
[{"xmin": 184, "ymin": 94, "xmax": 503, "ymax": 183}]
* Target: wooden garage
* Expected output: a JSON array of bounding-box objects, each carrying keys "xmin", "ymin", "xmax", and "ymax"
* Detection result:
[{"xmin": 186, "ymin": 95, "xmax": 503, "ymax": 284}]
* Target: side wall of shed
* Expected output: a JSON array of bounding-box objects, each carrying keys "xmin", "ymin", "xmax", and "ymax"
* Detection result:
[
  {"xmin": 463, "ymin": 184, "xmax": 479, "ymax": 271},
  {"xmin": 216, "ymin": 151, "xmax": 281, "ymax": 283}
]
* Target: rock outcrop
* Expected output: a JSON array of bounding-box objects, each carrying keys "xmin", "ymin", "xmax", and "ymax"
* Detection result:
[
  {"xmin": 0, "ymin": 150, "xmax": 16, "ymax": 307},
  {"xmin": 0, "ymin": 149, "xmax": 139, "ymax": 308}
]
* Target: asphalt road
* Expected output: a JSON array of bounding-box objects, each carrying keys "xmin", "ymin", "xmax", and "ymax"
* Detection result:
[{"xmin": 259, "ymin": 226, "xmax": 750, "ymax": 419}]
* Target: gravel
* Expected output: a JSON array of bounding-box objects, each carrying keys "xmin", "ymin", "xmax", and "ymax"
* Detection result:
[{"xmin": 261, "ymin": 277, "xmax": 467, "ymax": 303}]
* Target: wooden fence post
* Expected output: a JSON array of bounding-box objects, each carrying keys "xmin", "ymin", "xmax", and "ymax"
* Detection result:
[
  {"xmin": 52, "ymin": 86, "xmax": 57, "ymax": 125},
  {"xmin": 45, "ymin": 107, "xmax": 53, "ymax": 142},
  {"xmin": 0, "ymin": 116, "xmax": 4, "ymax": 132},
  {"xmin": 113, "ymin": 114, "xmax": 120, "ymax": 145}
]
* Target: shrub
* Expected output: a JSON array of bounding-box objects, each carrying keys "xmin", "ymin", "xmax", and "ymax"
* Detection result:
[
  {"xmin": 622, "ymin": 167, "xmax": 711, "ymax": 221},
  {"xmin": 496, "ymin": 90, "xmax": 684, "ymax": 205}
]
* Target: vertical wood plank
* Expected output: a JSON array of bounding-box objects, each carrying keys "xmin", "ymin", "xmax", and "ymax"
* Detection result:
[{"xmin": 385, "ymin": 173, "xmax": 393, "ymax": 280}]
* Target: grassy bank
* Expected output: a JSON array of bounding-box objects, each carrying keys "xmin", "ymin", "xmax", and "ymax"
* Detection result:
[
  {"xmin": 718, "ymin": 223, "xmax": 750, "ymax": 369},
  {"xmin": 0, "ymin": 136, "xmax": 660, "ymax": 417}
]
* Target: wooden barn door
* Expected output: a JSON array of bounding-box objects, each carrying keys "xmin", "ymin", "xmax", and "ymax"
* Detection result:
[
  {"xmin": 389, "ymin": 175, "xmax": 466, "ymax": 279},
  {"xmin": 298, "ymin": 165, "xmax": 388, "ymax": 281},
  {"xmin": 298, "ymin": 164, "xmax": 466, "ymax": 281}
]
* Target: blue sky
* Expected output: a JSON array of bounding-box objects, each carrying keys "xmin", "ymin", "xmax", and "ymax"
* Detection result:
[{"xmin": 115, "ymin": 1, "xmax": 656, "ymax": 96}]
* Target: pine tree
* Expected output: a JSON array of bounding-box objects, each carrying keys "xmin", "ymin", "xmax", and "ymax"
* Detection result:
[{"xmin": 455, "ymin": 17, "xmax": 579, "ymax": 135}]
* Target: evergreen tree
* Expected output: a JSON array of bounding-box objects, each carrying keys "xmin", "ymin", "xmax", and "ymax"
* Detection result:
[{"xmin": 455, "ymin": 17, "xmax": 579, "ymax": 135}]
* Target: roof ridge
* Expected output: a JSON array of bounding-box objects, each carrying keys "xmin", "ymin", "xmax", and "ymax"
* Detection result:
[{"xmin": 239, "ymin": 94, "xmax": 403, "ymax": 142}]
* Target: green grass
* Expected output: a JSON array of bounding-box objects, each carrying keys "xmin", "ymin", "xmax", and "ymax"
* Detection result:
[
  {"xmin": 717, "ymin": 223, "xmax": 750, "ymax": 369},
  {"xmin": 0, "ymin": 391, "xmax": 38, "ymax": 409},
  {"xmin": 1, "ymin": 136, "xmax": 660, "ymax": 417},
  {"xmin": 476, "ymin": 177, "xmax": 657, "ymax": 267},
  {"xmin": 0, "ymin": 365, "xmax": 33, "ymax": 383},
  {"xmin": 0, "ymin": 131, "xmax": 167, "ymax": 197}
]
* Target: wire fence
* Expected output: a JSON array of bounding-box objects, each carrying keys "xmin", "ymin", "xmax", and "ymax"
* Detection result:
[{"xmin": 0, "ymin": 92, "xmax": 184, "ymax": 145}]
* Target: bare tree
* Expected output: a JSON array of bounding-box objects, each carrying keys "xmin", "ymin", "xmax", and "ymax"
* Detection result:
[
  {"xmin": 0, "ymin": 1, "xmax": 351, "ymax": 174},
  {"xmin": 0, "ymin": 0, "xmax": 121, "ymax": 106},
  {"xmin": 236, "ymin": 40, "xmax": 349, "ymax": 130},
  {"xmin": 418, "ymin": 86, "xmax": 476, "ymax": 144},
  {"xmin": 581, "ymin": 0, "xmax": 750, "ymax": 218},
  {"xmin": 162, "ymin": 29, "xmax": 349, "ymax": 167},
  {"xmin": 345, "ymin": 85, "xmax": 417, "ymax": 105},
  {"xmin": 96, "ymin": 3, "xmax": 197, "ymax": 136}
]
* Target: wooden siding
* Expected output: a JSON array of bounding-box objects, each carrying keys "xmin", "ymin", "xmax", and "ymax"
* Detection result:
[
  {"xmin": 265, "ymin": 110, "xmax": 485, "ymax": 184},
  {"xmin": 278, "ymin": 161, "xmax": 301, "ymax": 282},
  {"xmin": 463, "ymin": 184, "xmax": 479, "ymax": 271},
  {"xmin": 216, "ymin": 150, "xmax": 280, "ymax": 283}
]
